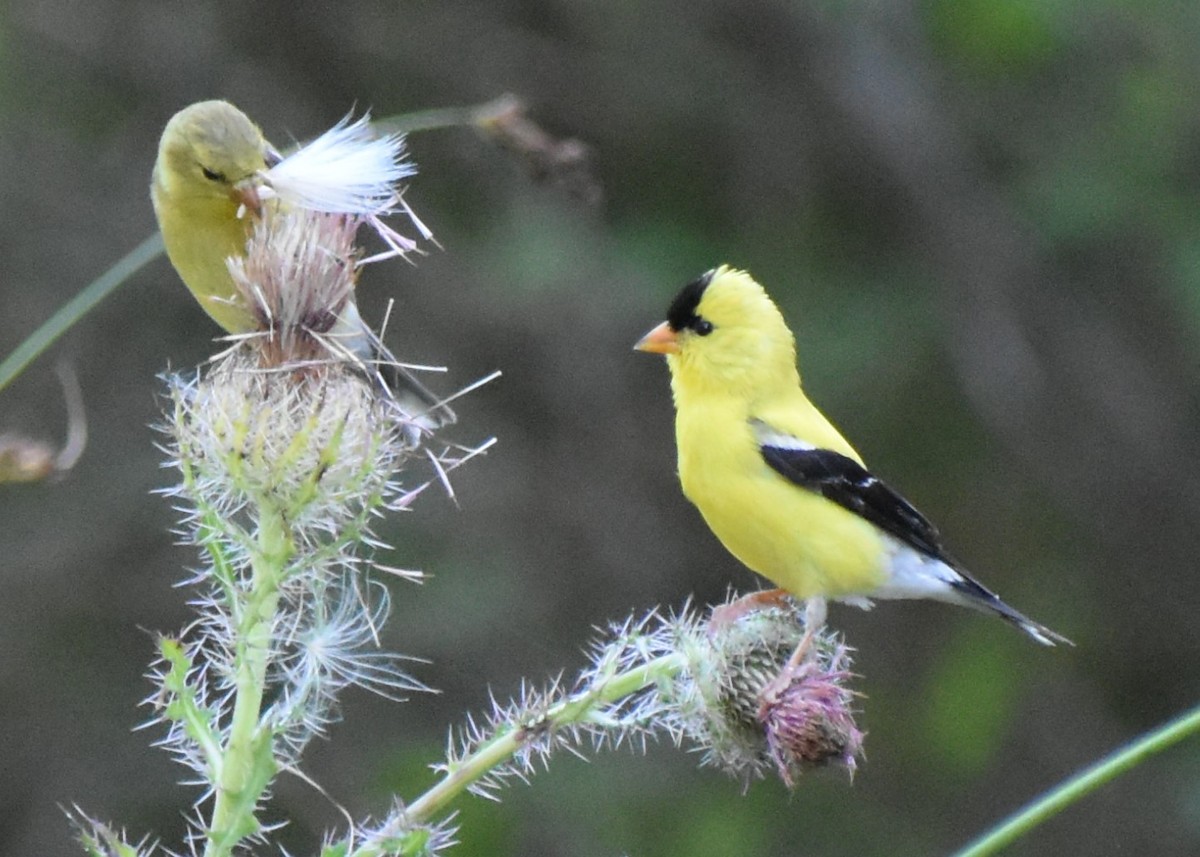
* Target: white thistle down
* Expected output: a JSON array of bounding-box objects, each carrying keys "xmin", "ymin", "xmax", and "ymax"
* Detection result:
[
  {"xmin": 259, "ymin": 112, "xmax": 433, "ymax": 261},
  {"xmin": 265, "ymin": 113, "xmax": 412, "ymax": 213}
]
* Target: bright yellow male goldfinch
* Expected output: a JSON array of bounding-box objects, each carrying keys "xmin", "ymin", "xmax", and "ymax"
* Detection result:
[
  {"xmin": 635, "ymin": 265, "xmax": 1070, "ymax": 646},
  {"xmin": 151, "ymin": 99, "xmax": 453, "ymax": 429}
]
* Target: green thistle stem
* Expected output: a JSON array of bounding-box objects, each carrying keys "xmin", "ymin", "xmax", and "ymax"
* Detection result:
[
  {"xmin": 0, "ymin": 233, "xmax": 163, "ymax": 393},
  {"xmin": 204, "ymin": 507, "xmax": 292, "ymax": 857},
  {"xmin": 373, "ymin": 95, "xmax": 517, "ymax": 137},
  {"xmin": 954, "ymin": 700, "xmax": 1200, "ymax": 856},
  {"xmin": 349, "ymin": 652, "xmax": 687, "ymax": 857}
]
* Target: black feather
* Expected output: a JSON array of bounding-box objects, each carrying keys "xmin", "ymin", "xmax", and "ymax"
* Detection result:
[
  {"xmin": 666, "ymin": 270, "xmax": 716, "ymax": 332},
  {"xmin": 758, "ymin": 432, "xmax": 1072, "ymax": 645},
  {"xmin": 759, "ymin": 444, "xmax": 949, "ymax": 562}
]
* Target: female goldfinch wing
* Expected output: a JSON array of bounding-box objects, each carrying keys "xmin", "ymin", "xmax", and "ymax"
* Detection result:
[
  {"xmin": 151, "ymin": 99, "xmax": 453, "ymax": 430},
  {"xmin": 636, "ymin": 265, "xmax": 1071, "ymax": 647},
  {"xmin": 753, "ymin": 421, "xmax": 1070, "ymax": 645}
]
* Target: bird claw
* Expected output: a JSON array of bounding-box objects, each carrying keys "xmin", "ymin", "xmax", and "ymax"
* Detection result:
[
  {"xmin": 756, "ymin": 650, "xmax": 817, "ymax": 718},
  {"xmin": 756, "ymin": 599, "xmax": 827, "ymax": 713}
]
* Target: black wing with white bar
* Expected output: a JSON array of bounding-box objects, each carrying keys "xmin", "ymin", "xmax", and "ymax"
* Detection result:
[{"xmin": 755, "ymin": 429, "xmax": 949, "ymax": 562}]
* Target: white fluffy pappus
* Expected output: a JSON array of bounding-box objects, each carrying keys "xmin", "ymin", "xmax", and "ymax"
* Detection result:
[
  {"xmin": 258, "ymin": 111, "xmax": 435, "ymax": 264},
  {"xmin": 263, "ymin": 112, "xmax": 417, "ymax": 217}
]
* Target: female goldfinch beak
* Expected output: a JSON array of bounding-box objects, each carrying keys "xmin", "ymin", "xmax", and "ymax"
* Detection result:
[
  {"xmin": 233, "ymin": 177, "xmax": 264, "ymax": 216},
  {"xmin": 634, "ymin": 321, "xmax": 680, "ymax": 354}
]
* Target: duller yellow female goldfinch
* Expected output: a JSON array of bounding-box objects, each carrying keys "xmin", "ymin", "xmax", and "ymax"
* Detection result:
[
  {"xmin": 635, "ymin": 265, "xmax": 1070, "ymax": 647},
  {"xmin": 151, "ymin": 99, "xmax": 453, "ymax": 428}
]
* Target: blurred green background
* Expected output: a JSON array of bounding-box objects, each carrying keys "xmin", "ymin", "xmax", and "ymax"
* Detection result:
[{"xmin": 3, "ymin": 1, "xmax": 1200, "ymax": 854}]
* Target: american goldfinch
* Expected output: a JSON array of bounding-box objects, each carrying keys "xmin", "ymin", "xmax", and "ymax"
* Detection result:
[
  {"xmin": 635, "ymin": 265, "xmax": 1069, "ymax": 647},
  {"xmin": 151, "ymin": 99, "xmax": 453, "ymax": 428}
]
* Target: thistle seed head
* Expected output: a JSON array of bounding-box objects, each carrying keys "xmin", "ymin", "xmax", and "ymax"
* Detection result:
[{"xmin": 663, "ymin": 602, "xmax": 864, "ymax": 787}]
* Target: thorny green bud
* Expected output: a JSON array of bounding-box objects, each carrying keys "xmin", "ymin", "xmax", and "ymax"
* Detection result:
[
  {"xmin": 663, "ymin": 604, "xmax": 864, "ymax": 787},
  {"xmin": 170, "ymin": 351, "xmax": 409, "ymax": 535}
]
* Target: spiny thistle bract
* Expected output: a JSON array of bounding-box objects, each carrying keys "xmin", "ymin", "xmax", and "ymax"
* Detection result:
[{"xmin": 659, "ymin": 602, "xmax": 864, "ymax": 786}]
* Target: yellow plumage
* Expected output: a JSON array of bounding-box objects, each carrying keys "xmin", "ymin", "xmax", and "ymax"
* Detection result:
[
  {"xmin": 666, "ymin": 274, "xmax": 881, "ymax": 597},
  {"xmin": 636, "ymin": 265, "xmax": 1069, "ymax": 645},
  {"xmin": 151, "ymin": 100, "xmax": 270, "ymax": 333}
]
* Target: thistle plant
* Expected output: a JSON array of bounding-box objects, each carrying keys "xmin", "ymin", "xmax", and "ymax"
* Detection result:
[
  {"xmin": 315, "ymin": 602, "xmax": 861, "ymax": 857},
  {"xmin": 148, "ymin": 204, "xmax": 485, "ymax": 855},
  {"xmin": 67, "ymin": 117, "xmax": 487, "ymax": 854},
  {"xmin": 66, "ymin": 107, "xmax": 863, "ymax": 857}
]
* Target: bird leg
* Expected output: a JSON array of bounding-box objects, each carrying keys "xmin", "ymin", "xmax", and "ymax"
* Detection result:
[
  {"xmin": 707, "ymin": 588, "xmax": 792, "ymax": 637},
  {"xmin": 784, "ymin": 597, "xmax": 828, "ymax": 668},
  {"xmin": 757, "ymin": 597, "xmax": 829, "ymax": 712}
]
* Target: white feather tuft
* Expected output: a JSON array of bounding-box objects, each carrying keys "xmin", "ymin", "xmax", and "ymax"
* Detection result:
[
  {"xmin": 259, "ymin": 111, "xmax": 433, "ymax": 264},
  {"xmin": 263, "ymin": 112, "xmax": 416, "ymax": 216}
]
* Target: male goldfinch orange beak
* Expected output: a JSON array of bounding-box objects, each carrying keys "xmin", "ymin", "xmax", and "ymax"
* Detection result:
[
  {"xmin": 636, "ymin": 265, "xmax": 1071, "ymax": 648},
  {"xmin": 634, "ymin": 322, "xmax": 680, "ymax": 354}
]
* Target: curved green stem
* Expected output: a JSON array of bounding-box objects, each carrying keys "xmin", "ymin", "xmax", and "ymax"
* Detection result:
[
  {"xmin": 0, "ymin": 233, "xmax": 163, "ymax": 393},
  {"xmin": 954, "ymin": 701, "xmax": 1200, "ymax": 856},
  {"xmin": 349, "ymin": 652, "xmax": 686, "ymax": 857},
  {"xmin": 373, "ymin": 94, "xmax": 519, "ymax": 137}
]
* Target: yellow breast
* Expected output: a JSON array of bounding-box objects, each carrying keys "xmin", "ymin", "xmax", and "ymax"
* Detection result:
[
  {"xmin": 152, "ymin": 180, "xmax": 256, "ymax": 334},
  {"xmin": 675, "ymin": 396, "xmax": 888, "ymax": 599}
]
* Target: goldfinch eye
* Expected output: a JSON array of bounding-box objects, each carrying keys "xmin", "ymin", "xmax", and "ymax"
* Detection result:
[
  {"xmin": 201, "ymin": 166, "xmax": 227, "ymax": 183},
  {"xmin": 693, "ymin": 319, "xmax": 715, "ymax": 336}
]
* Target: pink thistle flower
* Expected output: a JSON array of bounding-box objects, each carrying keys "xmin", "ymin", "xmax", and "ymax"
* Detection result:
[{"xmin": 757, "ymin": 645, "xmax": 864, "ymax": 786}]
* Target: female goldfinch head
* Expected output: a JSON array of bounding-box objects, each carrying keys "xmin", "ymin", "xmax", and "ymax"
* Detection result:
[
  {"xmin": 636, "ymin": 265, "xmax": 800, "ymax": 397},
  {"xmin": 153, "ymin": 100, "xmax": 270, "ymax": 204}
]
